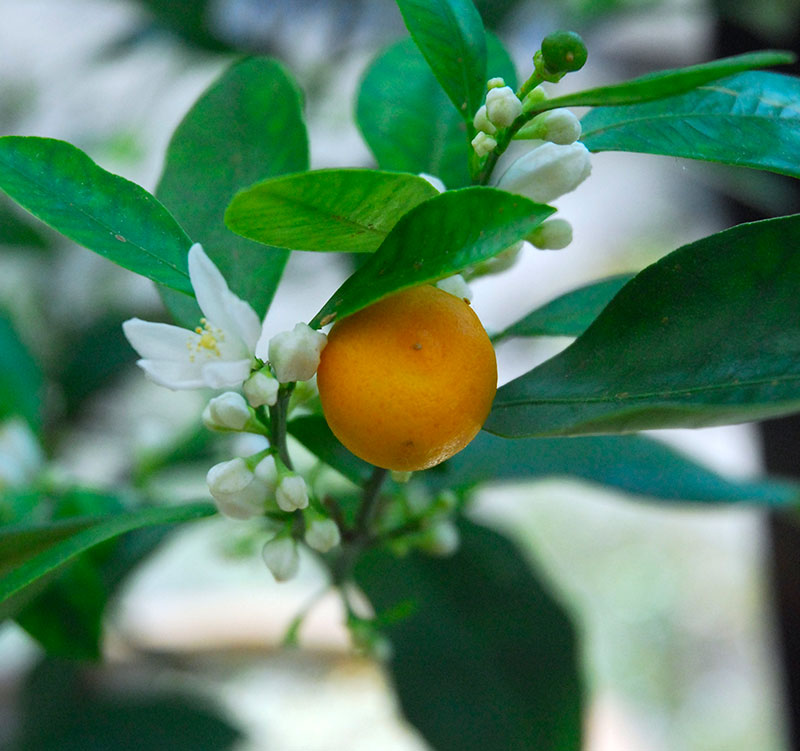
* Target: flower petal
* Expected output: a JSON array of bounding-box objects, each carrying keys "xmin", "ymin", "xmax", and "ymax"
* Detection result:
[
  {"xmin": 136, "ymin": 359, "xmax": 206, "ymax": 390},
  {"xmin": 201, "ymin": 359, "xmax": 253, "ymax": 389},
  {"xmin": 123, "ymin": 318, "xmax": 198, "ymax": 362},
  {"xmin": 188, "ymin": 244, "xmax": 262, "ymax": 352}
]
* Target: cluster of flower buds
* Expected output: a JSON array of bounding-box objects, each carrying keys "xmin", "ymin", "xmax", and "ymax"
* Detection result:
[{"xmin": 471, "ymin": 78, "xmax": 523, "ymax": 157}]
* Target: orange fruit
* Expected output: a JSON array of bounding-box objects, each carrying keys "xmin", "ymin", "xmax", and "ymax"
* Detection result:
[{"xmin": 316, "ymin": 284, "xmax": 497, "ymax": 471}]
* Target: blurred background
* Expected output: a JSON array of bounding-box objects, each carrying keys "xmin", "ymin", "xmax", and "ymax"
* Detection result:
[{"xmin": 0, "ymin": 0, "xmax": 798, "ymax": 749}]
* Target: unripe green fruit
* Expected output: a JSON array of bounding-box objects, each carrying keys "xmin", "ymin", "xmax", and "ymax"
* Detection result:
[{"xmin": 541, "ymin": 30, "xmax": 588, "ymax": 73}]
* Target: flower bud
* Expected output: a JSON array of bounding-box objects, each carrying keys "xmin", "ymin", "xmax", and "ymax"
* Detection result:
[
  {"xmin": 304, "ymin": 511, "xmax": 341, "ymax": 553},
  {"xmin": 418, "ymin": 519, "xmax": 460, "ymax": 556},
  {"xmin": 496, "ymin": 142, "xmax": 591, "ymax": 204},
  {"xmin": 517, "ymin": 108, "xmax": 581, "ymax": 144},
  {"xmin": 243, "ymin": 370, "xmax": 279, "ymax": 408},
  {"xmin": 528, "ymin": 218, "xmax": 573, "ymax": 250},
  {"xmin": 268, "ymin": 323, "xmax": 327, "ymax": 383},
  {"xmin": 418, "ymin": 173, "xmax": 446, "ymax": 193},
  {"xmin": 206, "ymin": 457, "xmax": 268, "ymax": 519},
  {"xmin": 485, "ymin": 86, "xmax": 522, "ymax": 128},
  {"xmin": 202, "ymin": 391, "xmax": 251, "ymax": 431},
  {"xmin": 0, "ymin": 419, "xmax": 42, "ymax": 489},
  {"xmin": 472, "ymin": 105, "xmax": 496, "ymax": 135},
  {"xmin": 471, "ymin": 131, "xmax": 497, "ymax": 157},
  {"xmin": 435, "ymin": 274, "xmax": 472, "ymax": 302},
  {"xmin": 276, "ymin": 473, "xmax": 309, "ymax": 512},
  {"xmin": 262, "ymin": 534, "xmax": 300, "ymax": 582},
  {"xmin": 487, "ymin": 77, "xmax": 506, "ymax": 89}
]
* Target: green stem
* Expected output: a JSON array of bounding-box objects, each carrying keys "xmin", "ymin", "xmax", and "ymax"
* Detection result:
[{"xmin": 268, "ymin": 384, "xmax": 295, "ymax": 470}]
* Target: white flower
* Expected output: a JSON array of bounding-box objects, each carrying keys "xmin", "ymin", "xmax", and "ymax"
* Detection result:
[
  {"xmin": 262, "ymin": 535, "xmax": 300, "ymax": 582},
  {"xmin": 304, "ymin": 514, "xmax": 341, "ymax": 553},
  {"xmin": 496, "ymin": 142, "xmax": 591, "ymax": 204},
  {"xmin": 123, "ymin": 244, "xmax": 262, "ymax": 390},
  {"xmin": 418, "ymin": 173, "xmax": 446, "ymax": 193},
  {"xmin": 472, "ymin": 105, "xmax": 496, "ymax": 135},
  {"xmin": 206, "ymin": 457, "xmax": 268, "ymax": 519},
  {"xmin": 243, "ymin": 370, "xmax": 279, "ymax": 408},
  {"xmin": 0, "ymin": 418, "xmax": 43, "ymax": 489},
  {"xmin": 485, "ymin": 86, "xmax": 522, "ymax": 128},
  {"xmin": 528, "ymin": 218, "xmax": 573, "ymax": 250},
  {"xmin": 471, "ymin": 131, "xmax": 497, "ymax": 157},
  {"xmin": 276, "ymin": 473, "xmax": 309, "ymax": 512},
  {"xmin": 435, "ymin": 274, "xmax": 472, "ymax": 301},
  {"xmin": 202, "ymin": 391, "xmax": 251, "ymax": 431},
  {"xmin": 268, "ymin": 323, "xmax": 327, "ymax": 383}
]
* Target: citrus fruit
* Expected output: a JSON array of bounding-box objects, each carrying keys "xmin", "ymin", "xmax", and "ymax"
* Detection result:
[{"xmin": 316, "ymin": 285, "xmax": 497, "ymax": 471}]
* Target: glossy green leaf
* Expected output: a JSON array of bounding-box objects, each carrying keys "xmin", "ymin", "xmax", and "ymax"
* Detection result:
[
  {"xmin": 225, "ymin": 170, "xmax": 438, "ymax": 253},
  {"xmin": 487, "ymin": 215, "xmax": 800, "ymax": 437},
  {"xmin": 395, "ymin": 0, "xmax": 487, "ymax": 119},
  {"xmin": 311, "ymin": 187, "xmax": 553, "ymax": 326},
  {"xmin": 357, "ymin": 34, "xmax": 516, "ymax": 189},
  {"xmin": 535, "ymin": 50, "xmax": 794, "ymax": 111},
  {"xmin": 0, "ymin": 136, "xmax": 193, "ymax": 294},
  {"xmin": 157, "ymin": 57, "xmax": 309, "ymax": 321},
  {"xmin": 581, "ymin": 71, "xmax": 800, "ymax": 178},
  {"xmin": 289, "ymin": 415, "xmax": 373, "ymax": 486},
  {"xmin": 424, "ymin": 431, "xmax": 799, "ymax": 505},
  {"xmin": 0, "ymin": 502, "xmax": 215, "ymax": 620},
  {"xmin": 0, "ymin": 313, "xmax": 42, "ymax": 430},
  {"xmin": 355, "ymin": 518, "xmax": 583, "ymax": 751},
  {"xmin": 493, "ymin": 274, "xmax": 635, "ymax": 341}
]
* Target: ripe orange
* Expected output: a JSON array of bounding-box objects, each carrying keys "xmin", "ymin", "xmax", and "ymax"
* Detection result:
[{"xmin": 316, "ymin": 284, "xmax": 497, "ymax": 471}]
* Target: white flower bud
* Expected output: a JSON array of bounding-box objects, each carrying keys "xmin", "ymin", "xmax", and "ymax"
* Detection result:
[
  {"xmin": 419, "ymin": 519, "xmax": 460, "ymax": 556},
  {"xmin": 254, "ymin": 454, "xmax": 279, "ymax": 492},
  {"xmin": 418, "ymin": 173, "xmax": 446, "ymax": 192},
  {"xmin": 472, "ymin": 105, "xmax": 496, "ymax": 135},
  {"xmin": 0, "ymin": 419, "xmax": 42, "ymax": 489},
  {"xmin": 262, "ymin": 535, "xmax": 300, "ymax": 582},
  {"xmin": 202, "ymin": 391, "xmax": 251, "ymax": 431},
  {"xmin": 487, "ymin": 77, "xmax": 506, "ymax": 89},
  {"xmin": 435, "ymin": 274, "xmax": 472, "ymax": 302},
  {"xmin": 518, "ymin": 108, "xmax": 581, "ymax": 144},
  {"xmin": 496, "ymin": 142, "xmax": 591, "ymax": 204},
  {"xmin": 304, "ymin": 515, "xmax": 341, "ymax": 553},
  {"xmin": 268, "ymin": 323, "xmax": 327, "ymax": 383},
  {"xmin": 466, "ymin": 240, "xmax": 525, "ymax": 279},
  {"xmin": 243, "ymin": 370, "xmax": 279, "ymax": 408},
  {"xmin": 528, "ymin": 218, "xmax": 573, "ymax": 250},
  {"xmin": 485, "ymin": 86, "xmax": 522, "ymax": 128},
  {"xmin": 206, "ymin": 457, "xmax": 268, "ymax": 519},
  {"xmin": 276, "ymin": 473, "xmax": 309, "ymax": 512},
  {"xmin": 471, "ymin": 131, "xmax": 497, "ymax": 157}
]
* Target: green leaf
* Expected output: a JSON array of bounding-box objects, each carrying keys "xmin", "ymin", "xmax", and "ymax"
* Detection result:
[
  {"xmin": 537, "ymin": 50, "xmax": 794, "ymax": 111},
  {"xmin": 311, "ymin": 187, "xmax": 553, "ymax": 326},
  {"xmin": 486, "ymin": 215, "xmax": 800, "ymax": 438},
  {"xmin": 0, "ymin": 502, "xmax": 215, "ymax": 620},
  {"xmin": 580, "ymin": 71, "xmax": 800, "ymax": 179},
  {"xmin": 17, "ymin": 659, "xmax": 241, "ymax": 751},
  {"xmin": 157, "ymin": 57, "xmax": 309, "ymax": 321},
  {"xmin": 395, "ymin": 0, "xmax": 487, "ymax": 119},
  {"xmin": 357, "ymin": 34, "xmax": 515, "ymax": 189},
  {"xmin": 424, "ymin": 431, "xmax": 799, "ymax": 505},
  {"xmin": 289, "ymin": 415, "xmax": 373, "ymax": 486},
  {"xmin": 493, "ymin": 274, "xmax": 635, "ymax": 341},
  {"xmin": 355, "ymin": 518, "xmax": 583, "ymax": 751},
  {"xmin": 0, "ymin": 313, "xmax": 42, "ymax": 430},
  {"xmin": 225, "ymin": 169, "xmax": 438, "ymax": 253},
  {"xmin": 0, "ymin": 136, "xmax": 193, "ymax": 294}
]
